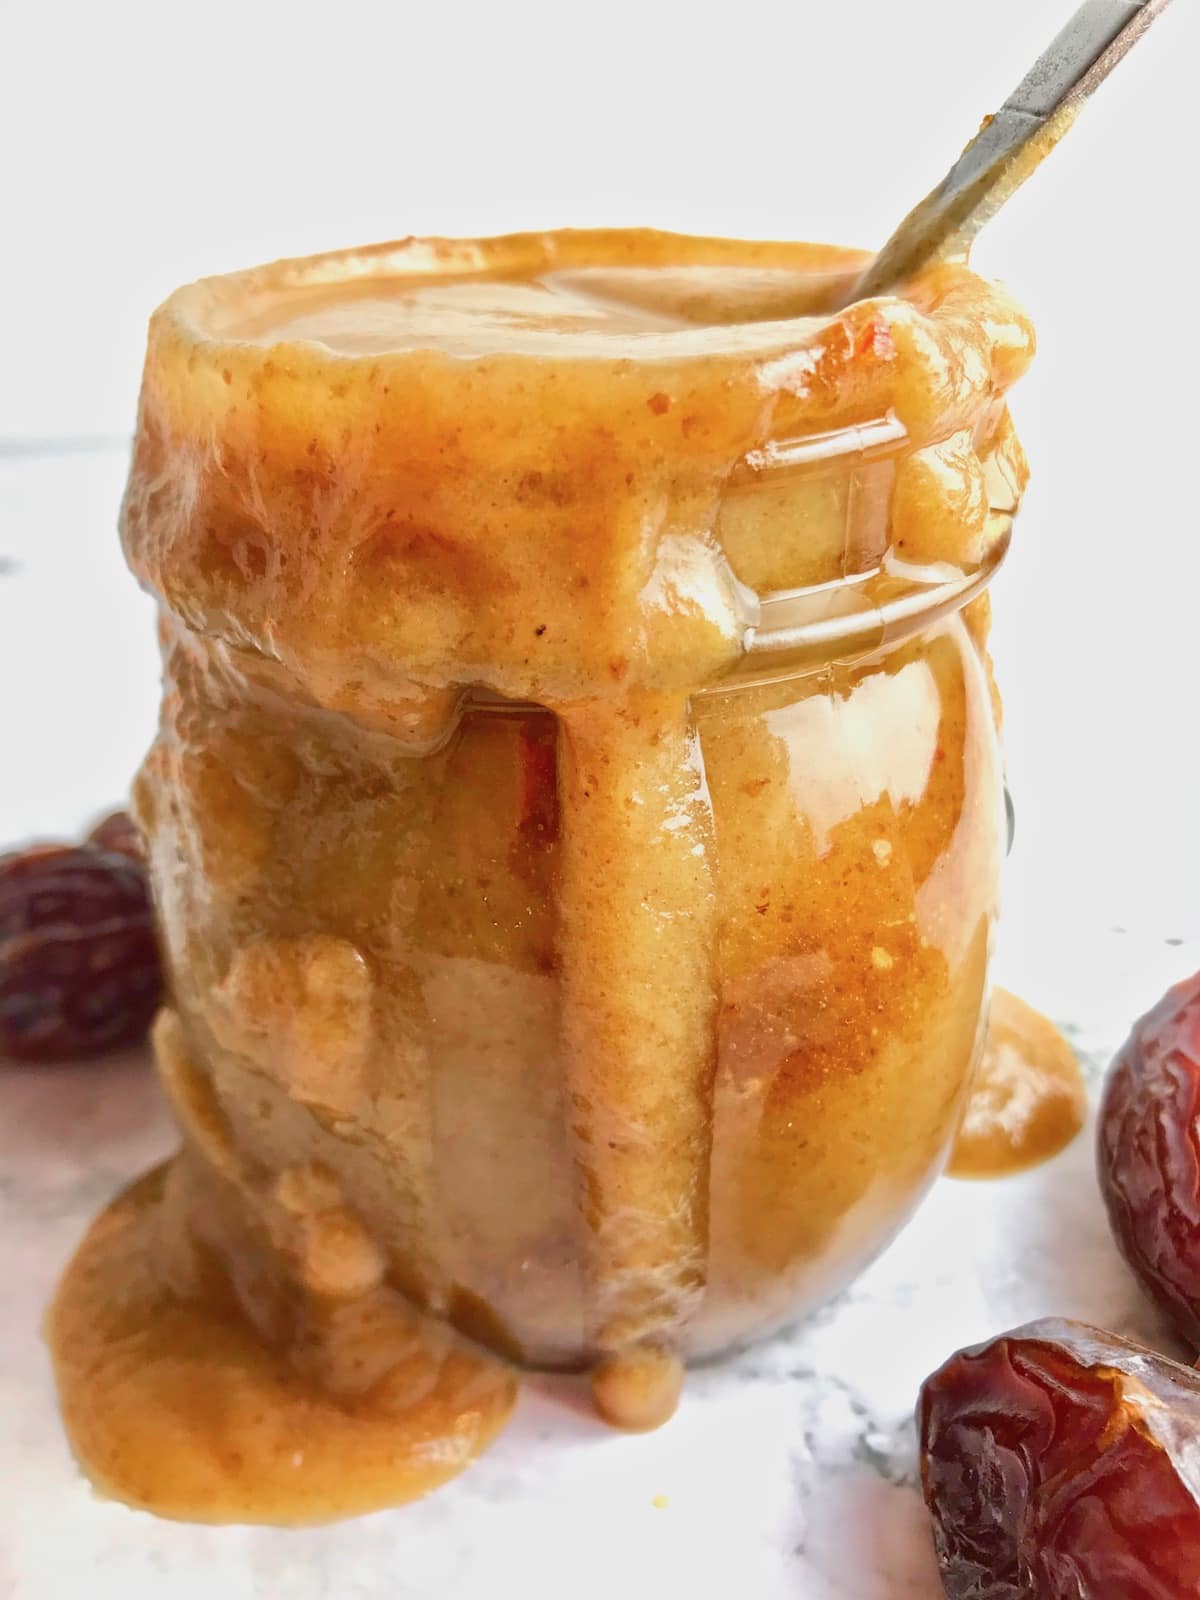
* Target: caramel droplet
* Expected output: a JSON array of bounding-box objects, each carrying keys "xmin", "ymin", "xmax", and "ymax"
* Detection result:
[
  {"xmin": 948, "ymin": 987, "xmax": 1086, "ymax": 1179},
  {"xmin": 590, "ymin": 1347, "xmax": 685, "ymax": 1432}
]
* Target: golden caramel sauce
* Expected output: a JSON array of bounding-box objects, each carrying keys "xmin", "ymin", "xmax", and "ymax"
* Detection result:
[
  {"xmin": 47, "ymin": 1164, "xmax": 517, "ymax": 1525},
  {"xmin": 590, "ymin": 1347, "xmax": 685, "ymax": 1432},
  {"xmin": 948, "ymin": 987, "xmax": 1087, "ymax": 1179},
  {"xmin": 48, "ymin": 229, "xmax": 1038, "ymax": 1525}
]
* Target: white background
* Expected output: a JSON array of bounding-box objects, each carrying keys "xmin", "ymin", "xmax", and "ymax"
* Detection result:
[
  {"xmin": 1, "ymin": 4, "xmax": 1198, "ymax": 1594},
  {"xmin": 2, "ymin": 0, "xmax": 1197, "ymax": 444}
]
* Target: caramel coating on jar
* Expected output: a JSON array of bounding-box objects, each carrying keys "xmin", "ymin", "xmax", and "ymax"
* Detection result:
[
  {"xmin": 121, "ymin": 230, "xmax": 1032, "ymax": 707},
  {"xmin": 51, "ymin": 230, "xmax": 1033, "ymax": 1523}
]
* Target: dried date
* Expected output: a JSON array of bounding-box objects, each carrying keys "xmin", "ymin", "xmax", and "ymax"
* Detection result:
[
  {"xmin": 0, "ymin": 843, "xmax": 162, "ymax": 1061},
  {"xmin": 919, "ymin": 1319, "xmax": 1200, "ymax": 1599},
  {"xmin": 86, "ymin": 809, "xmax": 143, "ymax": 859},
  {"xmin": 1097, "ymin": 971, "xmax": 1200, "ymax": 1345}
]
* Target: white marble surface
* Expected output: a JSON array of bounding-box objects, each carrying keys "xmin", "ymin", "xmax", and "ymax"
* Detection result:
[{"xmin": 2, "ymin": 443, "xmax": 1198, "ymax": 1599}]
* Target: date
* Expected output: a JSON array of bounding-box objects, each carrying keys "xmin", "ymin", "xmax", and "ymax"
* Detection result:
[
  {"xmin": 0, "ymin": 842, "xmax": 162, "ymax": 1061},
  {"xmin": 919, "ymin": 1319, "xmax": 1200, "ymax": 1599},
  {"xmin": 1097, "ymin": 971, "xmax": 1200, "ymax": 1345},
  {"xmin": 86, "ymin": 809, "xmax": 144, "ymax": 859}
]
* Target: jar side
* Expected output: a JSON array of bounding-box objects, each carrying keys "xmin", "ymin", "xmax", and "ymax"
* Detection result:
[
  {"xmin": 132, "ymin": 600, "xmax": 1001, "ymax": 1371},
  {"xmin": 696, "ymin": 614, "xmax": 1004, "ymax": 1352}
]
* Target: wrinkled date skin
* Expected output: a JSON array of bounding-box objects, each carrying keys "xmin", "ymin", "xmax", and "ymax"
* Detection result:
[
  {"xmin": 919, "ymin": 1319, "xmax": 1200, "ymax": 1600},
  {"xmin": 86, "ymin": 809, "xmax": 144, "ymax": 860},
  {"xmin": 0, "ymin": 840, "xmax": 162, "ymax": 1061},
  {"xmin": 1098, "ymin": 971, "xmax": 1200, "ymax": 1346}
]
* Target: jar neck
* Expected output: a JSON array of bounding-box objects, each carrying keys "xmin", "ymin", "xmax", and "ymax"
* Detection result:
[{"xmin": 704, "ymin": 519, "xmax": 1010, "ymax": 695}]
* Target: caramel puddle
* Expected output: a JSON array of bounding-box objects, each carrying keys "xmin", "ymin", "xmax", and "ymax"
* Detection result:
[
  {"xmin": 46, "ymin": 1163, "xmax": 518, "ymax": 1525},
  {"xmin": 948, "ymin": 987, "xmax": 1086, "ymax": 1179}
]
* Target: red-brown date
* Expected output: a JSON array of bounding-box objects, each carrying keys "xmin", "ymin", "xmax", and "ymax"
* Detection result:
[
  {"xmin": 86, "ymin": 809, "xmax": 144, "ymax": 859},
  {"xmin": 1097, "ymin": 971, "xmax": 1200, "ymax": 1345},
  {"xmin": 919, "ymin": 1319, "xmax": 1200, "ymax": 1599},
  {"xmin": 0, "ymin": 843, "xmax": 162, "ymax": 1061}
]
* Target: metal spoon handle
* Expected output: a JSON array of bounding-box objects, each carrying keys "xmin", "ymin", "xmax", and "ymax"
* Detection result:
[{"xmin": 851, "ymin": 0, "xmax": 1173, "ymax": 301}]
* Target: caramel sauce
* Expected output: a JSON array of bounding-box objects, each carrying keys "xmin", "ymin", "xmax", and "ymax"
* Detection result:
[
  {"xmin": 217, "ymin": 263, "xmax": 839, "ymax": 357},
  {"xmin": 590, "ymin": 1347, "xmax": 685, "ymax": 1432},
  {"xmin": 47, "ymin": 1164, "xmax": 517, "ymax": 1524},
  {"xmin": 948, "ymin": 987, "xmax": 1087, "ymax": 1179},
  {"xmin": 48, "ymin": 230, "xmax": 1037, "ymax": 1523}
]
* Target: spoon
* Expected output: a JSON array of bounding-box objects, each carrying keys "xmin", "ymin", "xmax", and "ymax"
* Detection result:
[{"xmin": 848, "ymin": 0, "xmax": 1174, "ymax": 303}]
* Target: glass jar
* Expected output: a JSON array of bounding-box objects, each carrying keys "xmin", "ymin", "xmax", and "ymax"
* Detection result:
[{"xmin": 118, "ymin": 230, "xmax": 1033, "ymax": 1373}]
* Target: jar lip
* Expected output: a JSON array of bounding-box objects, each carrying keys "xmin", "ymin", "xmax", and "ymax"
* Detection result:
[
  {"xmin": 160, "ymin": 229, "xmax": 870, "ymax": 364},
  {"xmin": 703, "ymin": 522, "xmax": 1010, "ymax": 691}
]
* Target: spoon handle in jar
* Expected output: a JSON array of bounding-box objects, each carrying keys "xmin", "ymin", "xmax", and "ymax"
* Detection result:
[{"xmin": 850, "ymin": 0, "xmax": 1173, "ymax": 302}]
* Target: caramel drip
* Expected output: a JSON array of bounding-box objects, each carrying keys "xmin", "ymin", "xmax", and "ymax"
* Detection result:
[
  {"xmin": 556, "ymin": 694, "xmax": 718, "ymax": 1406},
  {"xmin": 154, "ymin": 629, "xmax": 452, "ymax": 1316},
  {"xmin": 197, "ymin": 928, "xmax": 449, "ymax": 1316},
  {"xmin": 48, "ymin": 1009, "xmax": 516, "ymax": 1524}
]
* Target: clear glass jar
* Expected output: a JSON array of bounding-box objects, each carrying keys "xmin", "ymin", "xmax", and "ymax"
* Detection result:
[{"xmin": 118, "ymin": 231, "xmax": 1032, "ymax": 1372}]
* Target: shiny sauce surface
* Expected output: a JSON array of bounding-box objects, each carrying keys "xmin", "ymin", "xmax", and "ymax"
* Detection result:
[
  {"xmin": 47, "ymin": 1163, "xmax": 517, "ymax": 1525},
  {"xmin": 949, "ymin": 987, "xmax": 1087, "ymax": 1179},
  {"xmin": 212, "ymin": 263, "xmax": 837, "ymax": 357}
]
